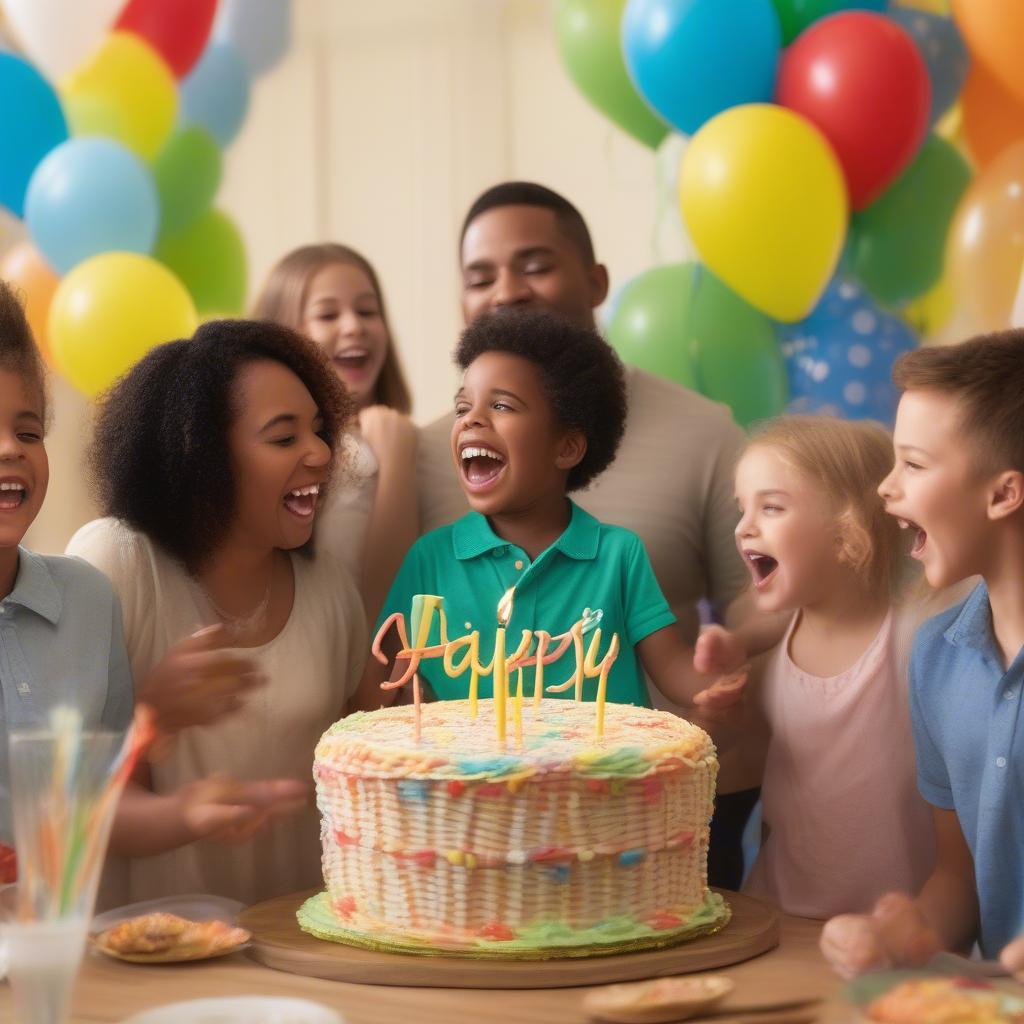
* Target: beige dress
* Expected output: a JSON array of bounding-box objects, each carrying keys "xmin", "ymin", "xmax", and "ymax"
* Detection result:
[
  {"xmin": 318, "ymin": 430, "xmax": 378, "ymax": 584},
  {"xmin": 66, "ymin": 518, "xmax": 367, "ymax": 906}
]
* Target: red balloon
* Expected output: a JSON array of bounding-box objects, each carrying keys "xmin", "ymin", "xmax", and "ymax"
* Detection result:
[
  {"xmin": 117, "ymin": 0, "xmax": 218, "ymax": 79},
  {"xmin": 776, "ymin": 12, "xmax": 931, "ymax": 210}
]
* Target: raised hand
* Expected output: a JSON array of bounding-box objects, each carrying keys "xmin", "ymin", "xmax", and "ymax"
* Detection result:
[
  {"xmin": 357, "ymin": 404, "xmax": 418, "ymax": 468},
  {"xmin": 694, "ymin": 624, "xmax": 748, "ymax": 676},
  {"xmin": 692, "ymin": 666, "xmax": 749, "ymax": 709},
  {"xmin": 179, "ymin": 776, "xmax": 310, "ymax": 844}
]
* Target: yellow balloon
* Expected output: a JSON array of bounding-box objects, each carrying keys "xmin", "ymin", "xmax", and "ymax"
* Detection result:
[
  {"xmin": 902, "ymin": 273, "xmax": 955, "ymax": 338},
  {"xmin": 49, "ymin": 252, "xmax": 197, "ymax": 398},
  {"xmin": 680, "ymin": 104, "xmax": 848, "ymax": 323},
  {"xmin": 62, "ymin": 31, "xmax": 177, "ymax": 160}
]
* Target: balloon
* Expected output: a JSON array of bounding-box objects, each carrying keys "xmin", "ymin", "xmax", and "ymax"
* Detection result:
[
  {"xmin": 213, "ymin": 0, "xmax": 291, "ymax": 77},
  {"xmin": 117, "ymin": 0, "xmax": 218, "ymax": 78},
  {"xmin": 901, "ymin": 272, "xmax": 954, "ymax": 338},
  {"xmin": 153, "ymin": 127, "xmax": 222, "ymax": 235},
  {"xmin": 156, "ymin": 209, "xmax": 247, "ymax": 315},
  {"xmin": 780, "ymin": 278, "xmax": 919, "ymax": 424},
  {"xmin": 0, "ymin": 242, "xmax": 59, "ymax": 363},
  {"xmin": 622, "ymin": 0, "xmax": 781, "ymax": 136},
  {"xmin": 680, "ymin": 103, "xmax": 848, "ymax": 322},
  {"xmin": 777, "ymin": 12, "xmax": 931, "ymax": 210},
  {"xmin": 0, "ymin": 0, "xmax": 122, "ymax": 80},
  {"xmin": 848, "ymin": 134, "xmax": 971, "ymax": 306},
  {"xmin": 946, "ymin": 140, "xmax": 1024, "ymax": 331},
  {"xmin": 888, "ymin": 7, "xmax": 969, "ymax": 126},
  {"xmin": 179, "ymin": 41, "xmax": 251, "ymax": 146},
  {"xmin": 25, "ymin": 138, "xmax": 159, "ymax": 275},
  {"xmin": 555, "ymin": 0, "xmax": 667, "ymax": 150},
  {"xmin": 607, "ymin": 263, "xmax": 786, "ymax": 426},
  {"xmin": 0, "ymin": 54, "xmax": 68, "ymax": 218},
  {"xmin": 49, "ymin": 253, "xmax": 197, "ymax": 399},
  {"xmin": 952, "ymin": 0, "xmax": 1024, "ymax": 105},
  {"xmin": 62, "ymin": 32, "xmax": 178, "ymax": 161},
  {"xmin": 771, "ymin": 1, "xmax": 886, "ymax": 46},
  {"xmin": 961, "ymin": 62, "xmax": 1024, "ymax": 170}
]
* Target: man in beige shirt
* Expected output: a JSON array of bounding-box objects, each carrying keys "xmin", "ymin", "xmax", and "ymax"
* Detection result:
[{"xmin": 418, "ymin": 182, "xmax": 769, "ymax": 889}]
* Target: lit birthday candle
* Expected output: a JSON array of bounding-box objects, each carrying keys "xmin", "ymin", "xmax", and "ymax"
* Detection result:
[{"xmin": 494, "ymin": 587, "xmax": 515, "ymax": 745}]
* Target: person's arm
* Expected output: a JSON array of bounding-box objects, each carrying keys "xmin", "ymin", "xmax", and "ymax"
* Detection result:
[
  {"xmin": 819, "ymin": 807, "xmax": 978, "ymax": 978},
  {"xmin": 109, "ymin": 776, "xmax": 310, "ymax": 858},
  {"xmin": 638, "ymin": 625, "xmax": 747, "ymax": 709},
  {"xmin": 358, "ymin": 407, "xmax": 420, "ymax": 625}
]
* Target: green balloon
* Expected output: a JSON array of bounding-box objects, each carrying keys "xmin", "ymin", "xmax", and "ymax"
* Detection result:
[
  {"xmin": 556, "ymin": 0, "xmax": 668, "ymax": 150},
  {"xmin": 770, "ymin": 1, "xmax": 886, "ymax": 45},
  {"xmin": 153, "ymin": 126, "xmax": 222, "ymax": 236},
  {"xmin": 607, "ymin": 263, "xmax": 786, "ymax": 428},
  {"xmin": 156, "ymin": 209, "xmax": 247, "ymax": 315},
  {"xmin": 848, "ymin": 134, "xmax": 971, "ymax": 308}
]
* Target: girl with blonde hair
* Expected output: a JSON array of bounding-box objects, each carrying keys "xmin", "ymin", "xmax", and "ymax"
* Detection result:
[
  {"xmin": 253, "ymin": 243, "xmax": 417, "ymax": 623},
  {"xmin": 701, "ymin": 415, "xmax": 937, "ymax": 918}
]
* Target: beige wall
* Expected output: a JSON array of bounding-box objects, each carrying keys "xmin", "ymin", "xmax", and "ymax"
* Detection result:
[{"xmin": 29, "ymin": 0, "xmax": 668, "ymax": 554}]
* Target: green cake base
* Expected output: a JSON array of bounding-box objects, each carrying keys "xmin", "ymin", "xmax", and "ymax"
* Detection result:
[{"xmin": 296, "ymin": 888, "xmax": 731, "ymax": 960}]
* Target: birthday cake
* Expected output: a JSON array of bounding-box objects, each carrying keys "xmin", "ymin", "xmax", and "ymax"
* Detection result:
[{"xmin": 298, "ymin": 698, "xmax": 728, "ymax": 958}]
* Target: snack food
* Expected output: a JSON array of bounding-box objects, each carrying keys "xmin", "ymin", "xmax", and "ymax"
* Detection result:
[{"xmin": 94, "ymin": 912, "xmax": 250, "ymax": 963}]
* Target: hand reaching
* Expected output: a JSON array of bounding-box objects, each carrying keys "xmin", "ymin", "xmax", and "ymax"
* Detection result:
[
  {"xmin": 694, "ymin": 624, "xmax": 748, "ymax": 676},
  {"xmin": 357, "ymin": 405, "xmax": 418, "ymax": 469},
  {"xmin": 1000, "ymin": 934, "xmax": 1024, "ymax": 981},
  {"xmin": 138, "ymin": 625, "xmax": 266, "ymax": 734},
  {"xmin": 692, "ymin": 666, "xmax": 749, "ymax": 710},
  {"xmin": 179, "ymin": 776, "xmax": 310, "ymax": 844},
  {"xmin": 820, "ymin": 893, "xmax": 942, "ymax": 979}
]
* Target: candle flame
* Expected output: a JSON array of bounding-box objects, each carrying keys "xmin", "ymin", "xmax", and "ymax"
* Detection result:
[{"xmin": 497, "ymin": 585, "xmax": 515, "ymax": 627}]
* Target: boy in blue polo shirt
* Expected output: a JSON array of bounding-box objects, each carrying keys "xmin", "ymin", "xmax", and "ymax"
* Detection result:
[
  {"xmin": 820, "ymin": 330, "xmax": 1024, "ymax": 976},
  {"xmin": 352, "ymin": 308, "xmax": 745, "ymax": 712}
]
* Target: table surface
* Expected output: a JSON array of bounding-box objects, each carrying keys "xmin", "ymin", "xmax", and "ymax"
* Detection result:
[{"xmin": 1, "ymin": 913, "xmax": 854, "ymax": 1024}]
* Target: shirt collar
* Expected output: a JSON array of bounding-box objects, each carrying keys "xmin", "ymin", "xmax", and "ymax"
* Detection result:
[
  {"xmin": 944, "ymin": 581, "xmax": 997, "ymax": 658},
  {"xmin": 451, "ymin": 500, "xmax": 601, "ymax": 562},
  {"xmin": 3, "ymin": 547, "xmax": 62, "ymax": 624}
]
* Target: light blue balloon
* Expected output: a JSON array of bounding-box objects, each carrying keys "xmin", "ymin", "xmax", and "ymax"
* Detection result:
[
  {"xmin": 622, "ymin": 0, "xmax": 781, "ymax": 136},
  {"xmin": 24, "ymin": 138, "xmax": 158, "ymax": 275},
  {"xmin": 779, "ymin": 278, "xmax": 919, "ymax": 425},
  {"xmin": 213, "ymin": 0, "xmax": 291, "ymax": 77},
  {"xmin": 889, "ymin": 8, "xmax": 968, "ymax": 127},
  {"xmin": 180, "ymin": 42, "xmax": 251, "ymax": 146},
  {"xmin": 0, "ymin": 53, "xmax": 68, "ymax": 217}
]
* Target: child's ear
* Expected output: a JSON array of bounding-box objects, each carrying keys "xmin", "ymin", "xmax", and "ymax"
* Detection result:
[
  {"xmin": 988, "ymin": 470, "xmax": 1024, "ymax": 521},
  {"xmin": 555, "ymin": 430, "xmax": 587, "ymax": 472}
]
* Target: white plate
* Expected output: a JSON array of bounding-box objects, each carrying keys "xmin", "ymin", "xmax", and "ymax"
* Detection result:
[
  {"xmin": 93, "ymin": 894, "xmax": 244, "ymax": 933},
  {"xmin": 121, "ymin": 996, "xmax": 344, "ymax": 1024}
]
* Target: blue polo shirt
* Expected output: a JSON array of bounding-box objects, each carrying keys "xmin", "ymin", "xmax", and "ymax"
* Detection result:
[
  {"xmin": 0, "ymin": 548, "xmax": 134, "ymax": 844},
  {"xmin": 909, "ymin": 582, "xmax": 1024, "ymax": 957},
  {"xmin": 376, "ymin": 502, "xmax": 676, "ymax": 707}
]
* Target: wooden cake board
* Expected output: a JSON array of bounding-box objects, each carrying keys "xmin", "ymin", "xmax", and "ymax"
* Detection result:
[{"xmin": 238, "ymin": 889, "xmax": 780, "ymax": 989}]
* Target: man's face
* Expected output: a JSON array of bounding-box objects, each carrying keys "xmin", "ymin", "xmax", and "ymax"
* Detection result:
[{"xmin": 460, "ymin": 205, "xmax": 608, "ymax": 328}]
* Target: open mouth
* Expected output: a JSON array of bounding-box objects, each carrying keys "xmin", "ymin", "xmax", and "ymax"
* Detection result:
[
  {"xmin": 283, "ymin": 483, "xmax": 320, "ymax": 520},
  {"xmin": 897, "ymin": 517, "xmax": 927, "ymax": 558},
  {"xmin": 0, "ymin": 481, "xmax": 27, "ymax": 511},
  {"xmin": 459, "ymin": 444, "xmax": 507, "ymax": 492},
  {"xmin": 333, "ymin": 348, "xmax": 371, "ymax": 372},
  {"xmin": 743, "ymin": 549, "xmax": 779, "ymax": 589}
]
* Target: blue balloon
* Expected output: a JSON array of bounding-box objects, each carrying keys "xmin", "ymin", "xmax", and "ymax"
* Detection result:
[
  {"xmin": 214, "ymin": 0, "xmax": 291, "ymax": 77},
  {"xmin": 779, "ymin": 278, "xmax": 919, "ymax": 425},
  {"xmin": 889, "ymin": 8, "xmax": 969, "ymax": 127},
  {"xmin": 622, "ymin": 0, "xmax": 781, "ymax": 135},
  {"xmin": 180, "ymin": 42, "xmax": 251, "ymax": 146},
  {"xmin": 25, "ymin": 138, "xmax": 158, "ymax": 275},
  {"xmin": 0, "ymin": 54, "xmax": 68, "ymax": 217}
]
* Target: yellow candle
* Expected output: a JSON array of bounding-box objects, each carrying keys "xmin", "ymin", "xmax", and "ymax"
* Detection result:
[
  {"xmin": 514, "ymin": 666, "xmax": 524, "ymax": 748},
  {"xmin": 595, "ymin": 634, "xmax": 619, "ymax": 740},
  {"xmin": 532, "ymin": 634, "xmax": 547, "ymax": 708},
  {"xmin": 494, "ymin": 626, "xmax": 507, "ymax": 745}
]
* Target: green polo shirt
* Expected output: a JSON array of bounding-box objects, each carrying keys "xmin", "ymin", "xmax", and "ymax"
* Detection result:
[{"xmin": 375, "ymin": 501, "xmax": 676, "ymax": 707}]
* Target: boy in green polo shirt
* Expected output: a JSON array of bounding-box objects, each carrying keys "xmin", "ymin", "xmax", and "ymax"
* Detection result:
[{"xmin": 350, "ymin": 308, "xmax": 746, "ymax": 712}]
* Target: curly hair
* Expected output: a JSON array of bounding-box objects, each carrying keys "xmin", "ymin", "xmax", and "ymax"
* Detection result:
[
  {"xmin": 0, "ymin": 279, "xmax": 49, "ymax": 426},
  {"xmin": 89, "ymin": 318, "xmax": 353, "ymax": 571},
  {"xmin": 455, "ymin": 308, "xmax": 626, "ymax": 491}
]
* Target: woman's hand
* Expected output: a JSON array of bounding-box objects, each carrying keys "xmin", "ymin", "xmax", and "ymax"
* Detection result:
[
  {"xmin": 138, "ymin": 625, "xmax": 266, "ymax": 734},
  {"xmin": 358, "ymin": 405, "xmax": 417, "ymax": 470},
  {"xmin": 178, "ymin": 776, "xmax": 310, "ymax": 844}
]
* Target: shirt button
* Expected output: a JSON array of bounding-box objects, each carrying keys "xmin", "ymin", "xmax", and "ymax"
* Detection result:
[
  {"xmin": 1006, "ymin": 690, "xmax": 1016, "ymax": 700},
  {"xmin": 514, "ymin": 560, "xmax": 524, "ymax": 571},
  {"xmin": 997, "ymin": 756, "xmax": 1008, "ymax": 769}
]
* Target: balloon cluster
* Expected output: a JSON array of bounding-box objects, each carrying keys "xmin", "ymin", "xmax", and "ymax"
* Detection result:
[
  {"xmin": 0, "ymin": 0, "xmax": 291, "ymax": 397},
  {"xmin": 559, "ymin": 0, "xmax": 1024, "ymax": 426}
]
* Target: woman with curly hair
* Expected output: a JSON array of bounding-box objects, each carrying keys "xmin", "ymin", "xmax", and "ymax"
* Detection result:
[{"xmin": 67, "ymin": 319, "xmax": 367, "ymax": 904}]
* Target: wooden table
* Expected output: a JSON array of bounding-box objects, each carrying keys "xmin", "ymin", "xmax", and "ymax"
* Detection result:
[{"xmin": 1, "ymin": 915, "xmax": 850, "ymax": 1023}]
